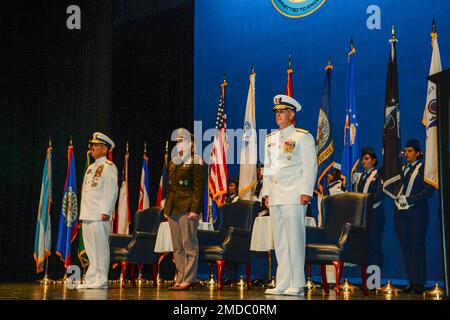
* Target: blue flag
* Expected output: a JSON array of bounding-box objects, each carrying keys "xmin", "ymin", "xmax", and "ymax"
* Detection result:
[
  {"xmin": 33, "ymin": 145, "xmax": 53, "ymax": 273},
  {"xmin": 56, "ymin": 145, "xmax": 78, "ymax": 268},
  {"xmin": 315, "ymin": 62, "xmax": 334, "ymax": 196},
  {"xmin": 341, "ymin": 42, "xmax": 360, "ymax": 190}
]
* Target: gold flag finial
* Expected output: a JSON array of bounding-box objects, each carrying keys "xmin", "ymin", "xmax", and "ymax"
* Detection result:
[
  {"xmin": 251, "ymin": 65, "xmax": 255, "ymax": 74},
  {"xmin": 144, "ymin": 141, "xmax": 147, "ymax": 153},
  {"xmin": 48, "ymin": 137, "xmax": 52, "ymax": 147},
  {"xmin": 165, "ymin": 141, "xmax": 169, "ymax": 153},
  {"xmin": 348, "ymin": 38, "xmax": 356, "ymax": 58},
  {"xmin": 390, "ymin": 25, "xmax": 398, "ymax": 43},
  {"xmin": 325, "ymin": 57, "xmax": 333, "ymax": 70},
  {"xmin": 423, "ymin": 283, "xmax": 445, "ymax": 300},
  {"xmin": 69, "ymin": 136, "xmax": 73, "ymax": 146},
  {"xmin": 288, "ymin": 55, "xmax": 292, "ymax": 69},
  {"xmin": 126, "ymin": 141, "xmax": 129, "ymax": 153},
  {"xmin": 432, "ymin": 18, "xmax": 436, "ymax": 33},
  {"xmin": 222, "ymin": 73, "xmax": 227, "ymax": 83}
]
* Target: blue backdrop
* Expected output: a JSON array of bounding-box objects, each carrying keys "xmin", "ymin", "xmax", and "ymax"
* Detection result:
[{"xmin": 194, "ymin": 0, "xmax": 450, "ymax": 284}]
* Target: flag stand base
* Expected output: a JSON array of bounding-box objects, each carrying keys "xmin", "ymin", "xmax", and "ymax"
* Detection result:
[{"xmin": 37, "ymin": 274, "xmax": 55, "ymax": 285}]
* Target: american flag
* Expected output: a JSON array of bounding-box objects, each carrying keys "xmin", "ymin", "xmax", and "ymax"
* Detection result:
[{"xmin": 209, "ymin": 79, "xmax": 229, "ymax": 206}]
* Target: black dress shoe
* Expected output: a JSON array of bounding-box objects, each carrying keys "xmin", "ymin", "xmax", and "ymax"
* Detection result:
[
  {"xmin": 403, "ymin": 285, "xmax": 414, "ymax": 293},
  {"xmin": 411, "ymin": 285, "xmax": 425, "ymax": 294}
]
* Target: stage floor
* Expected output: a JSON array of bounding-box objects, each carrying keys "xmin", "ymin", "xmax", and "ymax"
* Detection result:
[{"xmin": 0, "ymin": 282, "xmax": 431, "ymax": 300}]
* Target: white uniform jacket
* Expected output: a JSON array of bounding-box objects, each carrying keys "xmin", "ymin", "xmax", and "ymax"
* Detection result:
[
  {"xmin": 79, "ymin": 156, "xmax": 118, "ymax": 221},
  {"xmin": 262, "ymin": 125, "xmax": 318, "ymax": 206}
]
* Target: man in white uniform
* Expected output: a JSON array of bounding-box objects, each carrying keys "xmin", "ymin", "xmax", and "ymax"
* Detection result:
[
  {"xmin": 78, "ymin": 132, "xmax": 118, "ymax": 289},
  {"xmin": 263, "ymin": 95, "xmax": 318, "ymax": 296}
]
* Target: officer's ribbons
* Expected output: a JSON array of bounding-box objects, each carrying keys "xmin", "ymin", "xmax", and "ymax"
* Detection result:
[
  {"xmin": 422, "ymin": 21, "xmax": 441, "ymax": 189},
  {"xmin": 315, "ymin": 61, "xmax": 334, "ymax": 196},
  {"xmin": 238, "ymin": 70, "xmax": 257, "ymax": 200},
  {"xmin": 56, "ymin": 144, "xmax": 78, "ymax": 268},
  {"xmin": 341, "ymin": 40, "xmax": 360, "ymax": 190},
  {"xmin": 33, "ymin": 143, "xmax": 53, "ymax": 273},
  {"xmin": 382, "ymin": 28, "xmax": 403, "ymax": 199}
]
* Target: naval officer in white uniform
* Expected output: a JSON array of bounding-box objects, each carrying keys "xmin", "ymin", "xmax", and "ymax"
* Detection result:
[
  {"xmin": 78, "ymin": 132, "xmax": 118, "ymax": 289},
  {"xmin": 263, "ymin": 95, "xmax": 318, "ymax": 296}
]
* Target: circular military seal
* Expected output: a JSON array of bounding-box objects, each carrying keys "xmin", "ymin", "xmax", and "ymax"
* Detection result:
[{"xmin": 272, "ymin": 0, "xmax": 327, "ymax": 19}]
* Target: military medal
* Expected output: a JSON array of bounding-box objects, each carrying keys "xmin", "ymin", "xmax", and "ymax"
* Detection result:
[
  {"xmin": 287, "ymin": 155, "xmax": 292, "ymax": 161},
  {"xmin": 283, "ymin": 140, "xmax": 296, "ymax": 153},
  {"xmin": 94, "ymin": 165, "xmax": 104, "ymax": 177}
]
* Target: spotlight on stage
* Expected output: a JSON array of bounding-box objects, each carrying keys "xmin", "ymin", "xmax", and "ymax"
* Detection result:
[
  {"xmin": 423, "ymin": 283, "xmax": 445, "ymax": 300},
  {"xmin": 376, "ymin": 281, "xmax": 402, "ymax": 295},
  {"xmin": 339, "ymin": 278, "xmax": 359, "ymax": 293}
]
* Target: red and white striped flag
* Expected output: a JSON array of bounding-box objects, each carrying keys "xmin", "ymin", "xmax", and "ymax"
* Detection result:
[
  {"xmin": 138, "ymin": 142, "xmax": 150, "ymax": 211},
  {"xmin": 209, "ymin": 78, "xmax": 229, "ymax": 206}
]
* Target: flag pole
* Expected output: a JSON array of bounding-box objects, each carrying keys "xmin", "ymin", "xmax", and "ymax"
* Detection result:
[
  {"xmin": 56, "ymin": 138, "xmax": 73, "ymax": 284},
  {"xmin": 164, "ymin": 141, "xmax": 169, "ymax": 167},
  {"xmin": 38, "ymin": 138, "xmax": 55, "ymax": 285}
]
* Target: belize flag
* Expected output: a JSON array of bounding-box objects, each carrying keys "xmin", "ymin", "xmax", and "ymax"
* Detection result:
[{"xmin": 56, "ymin": 144, "xmax": 78, "ymax": 268}]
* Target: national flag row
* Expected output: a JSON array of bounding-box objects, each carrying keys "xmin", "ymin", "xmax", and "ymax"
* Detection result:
[
  {"xmin": 207, "ymin": 21, "xmax": 443, "ymax": 220},
  {"xmin": 33, "ymin": 140, "xmax": 169, "ymax": 273}
]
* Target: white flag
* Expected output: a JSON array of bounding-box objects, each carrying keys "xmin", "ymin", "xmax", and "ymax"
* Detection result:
[
  {"xmin": 116, "ymin": 180, "xmax": 130, "ymax": 234},
  {"xmin": 238, "ymin": 71, "xmax": 258, "ymax": 200},
  {"xmin": 422, "ymin": 30, "xmax": 441, "ymax": 189},
  {"xmin": 116, "ymin": 152, "xmax": 130, "ymax": 234}
]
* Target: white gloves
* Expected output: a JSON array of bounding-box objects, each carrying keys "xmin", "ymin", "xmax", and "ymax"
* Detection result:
[{"xmin": 395, "ymin": 195, "xmax": 409, "ymax": 210}]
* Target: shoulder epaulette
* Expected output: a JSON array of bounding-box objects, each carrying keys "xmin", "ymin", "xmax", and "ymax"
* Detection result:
[
  {"xmin": 105, "ymin": 160, "xmax": 113, "ymax": 165},
  {"xmin": 267, "ymin": 130, "xmax": 278, "ymax": 137},
  {"xmin": 296, "ymin": 128, "xmax": 309, "ymax": 134}
]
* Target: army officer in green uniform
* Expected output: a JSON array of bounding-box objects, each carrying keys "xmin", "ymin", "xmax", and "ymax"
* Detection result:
[{"xmin": 164, "ymin": 128, "xmax": 205, "ymax": 290}]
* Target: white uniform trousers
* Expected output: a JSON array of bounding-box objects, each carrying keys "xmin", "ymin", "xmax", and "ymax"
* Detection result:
[
  {"xmin": 270, "ymin": 204, "xmax": 306, "ymax": 289},
  {"xmin": 82, "ymin": 220, "xmax": 110, "ymax": 286}
]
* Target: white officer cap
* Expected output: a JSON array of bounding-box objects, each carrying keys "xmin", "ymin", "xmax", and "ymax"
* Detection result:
[
  {"xmin": 89, "ymin": 132, "xmax": 115, "ymax": 149},
  {"xmin": 273, "ymin": 94, "xmax": 302, "ymax": 112},
  {"xmin": 333, "ymin": 162, "xmax": 341, "ymax": 171},
  {"xmin": 174, "ymin": 128, "xmax": 193, "ymax": 142}
]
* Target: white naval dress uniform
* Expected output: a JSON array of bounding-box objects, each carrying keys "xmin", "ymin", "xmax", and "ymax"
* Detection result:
[
  {"xmin": 79, "ymin": 156, "xmax": 118, "ymax": 287},
  {"xmin": 262, "ymin": 124, "xmax": 318, "ymax": 290}
]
